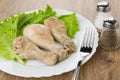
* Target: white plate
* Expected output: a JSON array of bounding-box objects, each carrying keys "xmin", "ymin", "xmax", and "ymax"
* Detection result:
[{"xmin": 0, "ymin": 9, "xmax": 99, "ymax": 78}]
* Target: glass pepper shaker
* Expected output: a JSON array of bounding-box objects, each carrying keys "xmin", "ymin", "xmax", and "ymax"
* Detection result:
[
  {"xmin": 99, "ymin": 16, "xmax": 120, "ymax": 50},
  {"xmin": 94, "ymin": 1, "xmax": 111, "ymax": 33}
]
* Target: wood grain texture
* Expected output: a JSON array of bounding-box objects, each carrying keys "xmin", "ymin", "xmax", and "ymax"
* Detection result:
[{"xmin": 0, "ymin": 0, "xmax": 120, "ymax": 80}]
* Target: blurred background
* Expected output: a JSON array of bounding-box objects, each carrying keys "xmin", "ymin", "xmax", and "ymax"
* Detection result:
[{"xmin": 0, "ymin": 0, "xmax": 120, "ymax": 22}]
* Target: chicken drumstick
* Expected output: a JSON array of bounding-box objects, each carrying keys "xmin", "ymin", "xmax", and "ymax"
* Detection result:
[
  {"xmin": 44, "ymin": 17, "xmax": 76, "ymax": 53},
  {"xmin": 13, "ymin": 36, "xmax": 58, "ymax": 65}
]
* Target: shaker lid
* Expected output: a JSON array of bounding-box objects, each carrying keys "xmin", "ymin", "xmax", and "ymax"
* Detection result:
[
  {"xmin": 103, "ymin": 16, "xmax": 119, "ymax": 29},
  {"xmin": 97, "ymin": 1, "xmax": 111, "ymax": 12}
]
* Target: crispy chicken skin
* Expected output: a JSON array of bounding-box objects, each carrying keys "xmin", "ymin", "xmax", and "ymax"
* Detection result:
[
  {"xmin": 13, "ymin": 36, "xmax": 58, "ymax": 65},
  {"xmin": 23, "ymin": 24, "xmax": 68, "ymax": 61},
  {"xmin": 44, "ymin": 17, "xmax": 76, "ymax": 53}
]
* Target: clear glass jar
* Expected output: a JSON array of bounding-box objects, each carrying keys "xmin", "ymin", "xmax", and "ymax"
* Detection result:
[
  {"xmin": 94, "ymin": 1, "xmax": 111, "ymax": 33},
  {"xmin": 99, "ymin": 17, "xmax": 120, "ymax": 50}
]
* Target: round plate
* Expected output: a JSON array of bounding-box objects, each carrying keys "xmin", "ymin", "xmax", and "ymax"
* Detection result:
[{"xmin": 0, "ymin": 9, "xmax": 99, "ymax": 78}]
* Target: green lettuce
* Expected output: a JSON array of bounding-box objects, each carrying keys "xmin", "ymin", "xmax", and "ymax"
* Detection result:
[
  {"xmin": 58, "ymin": 13, "xmax": 80, "ymax": 38},
  {"xmin": 0, "ymin": 16, "xmax": 26, "ymax": 64},
  {"xmin": 0, "ymin": 5, "xmax": 79, "ymax": 64},
  {"xmin": 17, "ymin": 5, "xmax": 56, "ymax": 36}
]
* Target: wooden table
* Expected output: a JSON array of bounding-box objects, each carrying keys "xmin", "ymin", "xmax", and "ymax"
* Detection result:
[{"xmin": 0, "ymin": 0, "xmax": 120, "ymax": 80}]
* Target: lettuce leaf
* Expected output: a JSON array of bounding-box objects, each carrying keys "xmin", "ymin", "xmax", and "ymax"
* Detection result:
[
  {"xmin": 0, "ymin": 16, "xmax": 26, "ymax": 64},
  {"xmin": 17, "ymin": 5, "xmax": 56, "ymax": 36},
  {"xmin": 58, "ymin": 13, "xmax": 79, "ymax": 38}
]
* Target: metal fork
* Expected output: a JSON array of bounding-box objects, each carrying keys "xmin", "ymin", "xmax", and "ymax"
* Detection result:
[{"xmin": 72, "ymin": 27, "xmax": 95, "ymax": 80}]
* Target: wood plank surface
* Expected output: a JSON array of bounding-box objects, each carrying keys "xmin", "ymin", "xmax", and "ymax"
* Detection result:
[{"xmin": 0, "ymin": 0, "xmax": 120, "ymax": 80}]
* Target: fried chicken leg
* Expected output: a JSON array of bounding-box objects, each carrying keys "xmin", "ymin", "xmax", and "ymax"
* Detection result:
[
  {"xmin": 13, "ymin": 36, "xmax": 58, "ymax": 65},
  {"xmin": 23, "ymin": 24, "xmax": 68, "ymax": 61},
  {"xmin": 44, "ymin": 17, "xmax": 76, "ymax": 53}
]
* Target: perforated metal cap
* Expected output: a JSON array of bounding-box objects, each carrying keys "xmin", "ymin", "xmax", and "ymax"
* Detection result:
[
  {"xmin": 97, "ymin": 1, "xmax": 111, "ymax": 12},
  {"xmin": 103, "ymin": 16, "xmax": 119, "ymax": 29}
]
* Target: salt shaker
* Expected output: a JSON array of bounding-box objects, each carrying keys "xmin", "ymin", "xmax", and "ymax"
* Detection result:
[
  {"xmin": 99, "ymin": 17, "xmax": 120, "ymax": 50},
  {"xmin": 94, "ymin": 1, "xmax": 111, "ymax": 32}
]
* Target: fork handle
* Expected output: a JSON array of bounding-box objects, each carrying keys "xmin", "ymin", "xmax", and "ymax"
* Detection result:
[{"xmin": 72, "ymin": 61, "xmax": 82, "ymax": 80}]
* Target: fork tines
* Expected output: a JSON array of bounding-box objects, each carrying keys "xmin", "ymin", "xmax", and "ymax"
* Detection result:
[
  {"xmin": 80, "ymin": 27, "xmax": 95, "ymax": 53},
  {"xmin": 80, "ymin": 47, "xmax": 92, "ymax": 53}
]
